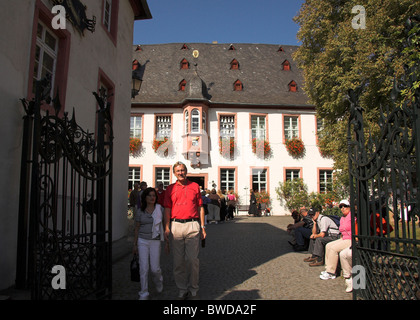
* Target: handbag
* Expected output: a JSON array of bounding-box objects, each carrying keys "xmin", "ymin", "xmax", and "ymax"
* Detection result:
[
  {"xmin": 130, "ymin": 255, "xmax": 140, "ymax": 282},
  {"xmin": 127, "ymin": 207, "xmax": 134, "ymax": 219}
]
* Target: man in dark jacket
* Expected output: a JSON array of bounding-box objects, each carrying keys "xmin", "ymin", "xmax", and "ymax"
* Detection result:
[{"xmin": 288, "ymin": 207, "xmax": 314, "ymax": 251}]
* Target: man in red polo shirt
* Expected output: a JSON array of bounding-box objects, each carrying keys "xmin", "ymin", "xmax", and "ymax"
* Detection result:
[{"xmin": 164, "ymin": 161, "xmax": 206, "ymax": 300}]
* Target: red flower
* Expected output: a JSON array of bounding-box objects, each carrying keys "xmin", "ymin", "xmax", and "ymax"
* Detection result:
[
  {"xmin": 219, "ymin": 137, "xmax": 235, "ymax": 158},
  {"xmin": 152, "ymin": 137, "xmax": 170, "ymax": 154},
  {"xmin": 252, "ymin": 138, "xmax": 271, "ymax": 159},
  {"xmin": 285, "ymin": 138, "xmax": 305, "ymax": 158},
  {"xmin": 129, "ymin": 137, "xmax": 141, "ymax": 156}
]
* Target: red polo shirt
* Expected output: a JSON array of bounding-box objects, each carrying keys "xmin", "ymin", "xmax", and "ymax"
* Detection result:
[{"xmin": 164, "ymin": 180, "xmax": 202, "ymax": 219}]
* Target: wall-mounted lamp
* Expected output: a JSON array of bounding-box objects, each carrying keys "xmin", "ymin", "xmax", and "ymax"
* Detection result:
[
  {"xmin": 132, "ymin": 60, "xmax": 142, "ymax": 98},
  {"xmin": 132, "ymin": 71, "xmax": 142, "ymax": 99}
]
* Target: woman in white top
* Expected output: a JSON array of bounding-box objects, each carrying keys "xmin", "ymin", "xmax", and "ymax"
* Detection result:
[{"xmin": 133, "ymin": 187, "xmax": 165, "ymax": 300}]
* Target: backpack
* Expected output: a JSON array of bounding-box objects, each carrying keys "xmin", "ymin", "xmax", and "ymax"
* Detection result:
[{"xmin": 323, "ymin": 215, "xmax": 341, "ymax": 228}]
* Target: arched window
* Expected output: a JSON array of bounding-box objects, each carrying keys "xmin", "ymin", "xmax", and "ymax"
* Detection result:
[
  {"xmin": 184, "ymin": 110, "xmax": 189, "ymax": 134},
  {"xmin": 233, "ymin": 80, "xmax": 243, "ymax": 91},
  {"xmin": 202, "ymin": 111, "xmax": 206, "ymax": 133},
  {"xmin": 191, "ymin": 109, "xmax": 200, "ymax": 133},
  {"xmin": 179, "ymin": 79, "xmax": 187, "ymax": 91}
]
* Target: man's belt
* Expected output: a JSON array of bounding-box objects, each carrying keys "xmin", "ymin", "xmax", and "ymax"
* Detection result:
[{"xmin": 171, "ymin": 218, "xmax": 199, "ymax": 223}]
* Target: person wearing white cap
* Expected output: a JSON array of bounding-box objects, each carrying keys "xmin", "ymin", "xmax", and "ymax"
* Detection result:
[{"xmin": 320, "ymin": 199, "xmax": 354, "ymax": 293}]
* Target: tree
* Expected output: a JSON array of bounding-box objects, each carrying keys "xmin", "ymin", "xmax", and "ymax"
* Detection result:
[
  {"xmin": 276, "ymin": 178, "xmax": 309, "ymax": 211},
  {"xmin": 293, "ymin": 0, "xmax": 420, "ymax": 188}
]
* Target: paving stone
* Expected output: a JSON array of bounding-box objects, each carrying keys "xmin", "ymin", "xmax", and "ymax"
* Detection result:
[{"xmin": 112, "ymin": 216, "xmax": 352, "ymax": 300}]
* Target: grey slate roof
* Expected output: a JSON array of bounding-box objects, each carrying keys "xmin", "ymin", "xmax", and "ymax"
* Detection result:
[{"xmin": 131, "ymin": 43, "xmax": 312, "ymax": 108}]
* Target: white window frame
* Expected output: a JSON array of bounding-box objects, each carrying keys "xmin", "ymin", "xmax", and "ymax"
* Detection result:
[
  {"xmin": 33, "ymin": 21, "xmax": 58, "ymax": 96},
  {"xmin": 319, "ymin": 169, "xmax": 333, "ymax": 193},
  {"xmin": 156, "ymin": 115, "xmax": 171, "ymax": 140},
  {"xmin": 220, "ymin": 115, "xmax": 235, "ymax": 138},
  {"xmin": 285, "ymin": 169, "xmax": 300, "ymax": 181},
  {"xmin": 284, "ymin": 116, "xmax": 299, "ymax": 140},
  {"xmin": 155, "ymin": 167, "xmax": 170, "ymax": 188},
  {"xmin": 128, "ymin": 167, "xmax": 141, "ymax": 190},
  {"xmin": 251, "ymin": 115, "xmax": 266, "ymax": 140},
  {"xmin": 103, "ymin": 0, "xmax": 112, "ymax": 32},
  {"xmin": 184, "ymin": 110, "xmax": 189, "ymax": 134},
  {"xmin": 252, "ymin": 168, "xmax": 267, "ymax": 192},
  {"xmin": 191, "ymin": 109, "xmax": 200, "ymax": 133},
  {"xmin": 220, "ymin": 168, "xmax": 235, "ymax": 191},
  {"xmin": 130, "ymin": 115, "xmax": 142, "ymax": 140}
]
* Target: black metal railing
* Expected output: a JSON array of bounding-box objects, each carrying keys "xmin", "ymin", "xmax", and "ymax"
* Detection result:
[
  {"xmin": 16, "ymin": 77, "xmax": 113, "ymax": 299},
  {"xmin": 347, "ymin": 17, "xmax": 420, "ymax": 300}
]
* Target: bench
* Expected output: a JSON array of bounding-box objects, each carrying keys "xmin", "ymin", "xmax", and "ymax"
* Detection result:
[{"xmin": 235, "ymin": 205, "xmax": 249, "ymax": 215}]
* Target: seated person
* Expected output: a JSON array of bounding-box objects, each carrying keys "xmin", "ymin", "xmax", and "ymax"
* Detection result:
[
  {"xmin": 321, "ymin": 200, "xmax": 353, "ymax": 280},
  {"xmin": 287, "ymin": 210, "xmax": 301, "ymax": 246},
  {"xmin": 339, "ymin": 246, "xmax": 353, "ymax": 293},
  {"xmin": 288, "ymin": 208, "xmax": 314, "ymax": 251},
  {"xmin": 303, "ymin": 206, "xmax": 341, "ymax": 266}
]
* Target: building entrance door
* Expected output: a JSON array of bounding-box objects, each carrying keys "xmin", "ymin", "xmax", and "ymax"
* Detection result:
[{"xmin": 188, "ymin": 176, "xmax": 205, "ymax": 190}]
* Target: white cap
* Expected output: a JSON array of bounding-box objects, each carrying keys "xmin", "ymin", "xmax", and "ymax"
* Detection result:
[{"xmin": 339, "ymin": 199, "xmax": 350, "ymax": 206}]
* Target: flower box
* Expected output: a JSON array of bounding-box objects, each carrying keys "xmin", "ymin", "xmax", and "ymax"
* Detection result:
[
  {"xmin": 219, "ymin": 137, "xmax": 235, "ymax": 159},
  {"xmin": 285, "ymin": 137, "xmax": 305, "ymax": 158},
  {"xmin": 252, "ymin": 138, "xmax": 271, "ymax": 159},
  {"xmin": 152, "ymin": 137, "xmax": 170, "ymax": 156},
  {"xmin": 129, "ymin": 137, "xmax": 142, "ymax": 156}
]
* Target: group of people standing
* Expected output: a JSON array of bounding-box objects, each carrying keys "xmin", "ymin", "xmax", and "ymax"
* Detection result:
[
  {"xmin": 286, "ymin": 200, "xmax": 355, "ymax": 293},
  {"xmin": 202, "ymin": 189, "xmax": 236, "ymax": 224},
  {"xmin": 128, "ymin": 162, "xmax": 206, "ymax": 300}
]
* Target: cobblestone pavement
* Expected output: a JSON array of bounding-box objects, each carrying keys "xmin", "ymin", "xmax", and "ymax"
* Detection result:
[{"xmin": 112, "ymin": 216, "xmax": 353, "ymax": 300}]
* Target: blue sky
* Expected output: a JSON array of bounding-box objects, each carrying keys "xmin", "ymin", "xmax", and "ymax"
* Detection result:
[{"xmin": 133, "ymin": 0, "xmax": 305, "ymax": 45}]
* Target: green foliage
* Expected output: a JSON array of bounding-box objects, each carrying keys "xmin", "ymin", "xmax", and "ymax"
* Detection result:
[
  {"xmin": 276, "ymin": 178, "xmax": 309, "ymax": 211},
  {"xmin": 293, "ymin": 0, "xmax": 420, "ymax": 188},
  {"xmin": 276, "ymin": 177, "xmax": 349, "ymax": 213},
  {"xmin": 323, "ymin": 206, "xmax": 343, "ymax": 217}
]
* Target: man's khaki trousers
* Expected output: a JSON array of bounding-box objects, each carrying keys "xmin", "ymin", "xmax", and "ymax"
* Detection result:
[{"xmin": 171, "ymin": 220, "xmax": 200, "ymax": 296}]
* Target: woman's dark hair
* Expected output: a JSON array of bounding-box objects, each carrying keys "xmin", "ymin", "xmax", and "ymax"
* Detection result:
[{"xmin": 140, "ymin": 187, "xmax": 158, "ymax": 211}]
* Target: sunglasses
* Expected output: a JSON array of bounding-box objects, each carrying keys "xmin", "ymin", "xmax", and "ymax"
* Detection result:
[{"xmin": 339, "ymin": 205, "xmax": 350, "ymax": 209}]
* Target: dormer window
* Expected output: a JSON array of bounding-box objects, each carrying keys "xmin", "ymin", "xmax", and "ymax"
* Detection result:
[
  {"xmin": 135, "ymin": 45, "xmax": 142, "ymax": 51},
  {"xmin": 180, "ymin": 58, "xmax": 189, "ymax": 69},
  {"xmin": 229, "ymin": 44, "xmax": 236, "ymax": 50},
  {"xmin": 132, "ymin": 59, "xmax": 140, "ymax": 70},
  {"xmin": 282, "ymin": 60, "xmax": 291, "ymax": 71},
  {"xmin": 230, "ymin": 59, "xmax": 239, "ymax": 70},
  {"xmin": 181, "ymin": 44, "xmax": 189, "ymax": 50},
  {"xmin": 278, "ymin": 46, "xmax": 284, "ymax": 52},
  {"xmin": 179, "ymin": 79, "xmax": 187, "ymax": 91},
  {"xmin": 288, "ymin": 80, "xmax": 297, "ymax": 92},
  {"xmin": 233, "ymin": 80, "xmax": 243, "ymax": 91}
]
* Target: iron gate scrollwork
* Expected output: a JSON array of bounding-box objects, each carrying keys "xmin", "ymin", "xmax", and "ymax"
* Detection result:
[
  {"xmin": 16, "ymin": 76, "xmax": 113, "ymax": 299},
  {"xmin": 347, "ymin": 18, "xmax": 420, "ymax": 300}
]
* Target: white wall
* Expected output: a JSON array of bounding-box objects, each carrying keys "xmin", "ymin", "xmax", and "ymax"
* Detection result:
[
  {"xmin": 0, "ymin": 0, "xmax": 137, "ymax": 291},
  {"xmin": 129, "ymin": 107, "xmax": 334, "ymax": 215},
  {"xmin": 0, "ymin": 0, "xmax": 38, "ymax": 292}
]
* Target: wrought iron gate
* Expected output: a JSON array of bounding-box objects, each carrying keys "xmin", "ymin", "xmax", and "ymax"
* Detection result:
[
  {"xmin": 347, "ymin": 20, "xmax": 420, "ymax": 300},
  {"xmin": 16, "ymin": 76, "xmax": 113, "ymax": 299}
]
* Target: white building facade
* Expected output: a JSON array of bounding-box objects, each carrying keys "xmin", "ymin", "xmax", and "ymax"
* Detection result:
[{"xmin": 130, "ymin": 43, "xmax": 334, "ymax": 215}]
